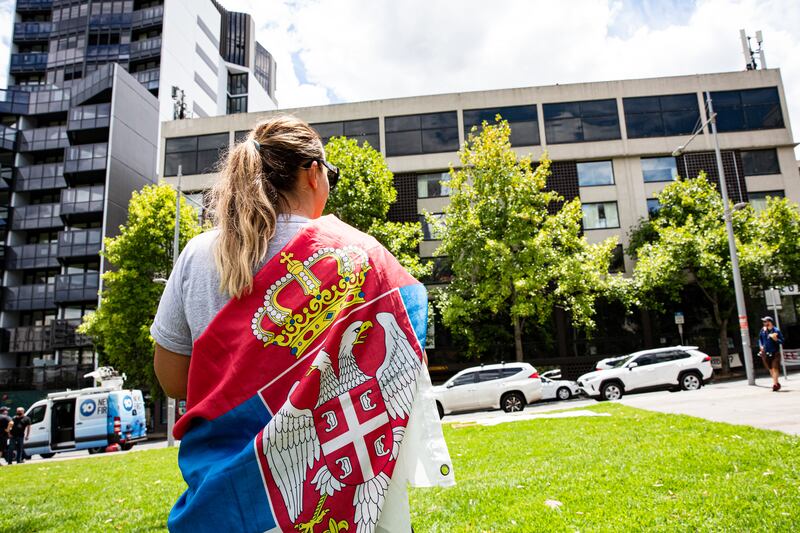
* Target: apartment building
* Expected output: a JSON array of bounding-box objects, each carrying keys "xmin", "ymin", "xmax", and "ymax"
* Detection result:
[{"xmin": 0, "ymin": 0, "xmax": 278, "ymax": 394}]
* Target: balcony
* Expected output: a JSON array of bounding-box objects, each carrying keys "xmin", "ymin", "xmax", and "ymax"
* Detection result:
[
  {"xmin": 59, "ymin": 186, "xmax": 104, "ymax": 223},
  {"xmin": 69, "ymin": 64, "xmax": 113, "ymax": 107},
  {"xmin": 11, "ymin": 203, "xmax": 62, "ymax": 231},
  {"xmin": 18, "ymin": 125, "xmax": 69, "ymax": 153},
  {"xmin": 10, "ymin": 53, "xmax": 48, "ymax": 74},
  {"xmin": 3, "ymin": 283, "xmax": 56, "ymax": 311},
  {"xmin": 15, "ymin": 0, "xmax": 53, "ymax": 12},
  {"xmin": 67, "ymin": 103, "xmax": 110, "ymax": 144},
  {"xmin": 85, "ymin": 43, "xmax": 130, "ymax": 62},
  {"xmin": 8, "ymin": 325, "xmax": 51, "ymax": 353},
  {"xmin": 0, "ymin": 206, "xmax": 8, "ymax": 230},
  {"xmin": 55, "ymin": 272, "xmax": 100, "ymax": 303},
  {"xmin": 50, "ymin": 318, "xmax": 93, "ymax": 349},
  {"xmin": 131, "ymin": 5, "xmax": 163, "ymax": 30},
  {"xmin": 1, "ymin": 166, "xmax": 11, "ymax": 189},
  {"xmin": 64, "ymin": 142, "xmax": 107, "ymax": 183},
  {"xmin": 0, "ymin": 88, "xmax": 32, "ymax": 115},
  {"xmin": 27, "ymin": 88, "xmax": 71, "ymax": 115},
  {"xmin": 13, "ymin": 22, "xmax": 52, "ymax": 42},
  {"xmin": 0, "ymin": 364, "xmax": 94, "ymax": 391},
  {"xmin": 14, "ymin": 163, "xmax": 67, "ymax": 192},
  {"xmin": 57, "ymin": 228, "xmax": 102, "ymax": 261},
  {"xmin": 132, "ymin": 68, "xmax": 160, "ymax": 92},
  {"xmin": 0, "ymin": 124, "xmax": 17, "ymax": 151},
  {"xmin": 89, "ymin": 13, "xmax": 133, "ymax": 29},
  {"xmin": 6, "ymin": 242, "xmax": 59, "ymax": 270},
  {"xmin": 129, "ymin": 36, "xmax": 162, "ymax": 61}
]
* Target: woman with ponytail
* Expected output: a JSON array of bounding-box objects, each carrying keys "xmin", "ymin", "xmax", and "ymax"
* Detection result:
[{"xmin": 152, "ymin": 116, "xmax": 452, "ymax": 533}]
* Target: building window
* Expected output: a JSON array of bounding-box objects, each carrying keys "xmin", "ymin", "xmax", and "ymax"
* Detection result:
[
  {"xmin": 609, "ymin": 244, "xmax": 625, "ymax": 273},
  {"xmin": 385, "ymin": 111, "xmax": 459, "ymax": 157},
  {"xmin": 311, "ymin": 118, "xmax": 380, "ymax": 151},
  {"xmin": 582, "ymin": 202, "xmax": 619, "ymax": 229},
  {"xmin": 741, "ymin": 148, "xmax": 780, "ymax": 176},
  {"xmin": 711, "ymin": 87, "xmax": 784, "ymax": 132},
  {"xmin": 227, "ymin": 96, "xmax": 247, "ymax": 115},
  {"xmin": 577, "ymin": 161, "xmax": 614, "ymax": 187},
  {"xmin": 642, "ymin": 157, "xmax": 678, "ymax": 183},
  {"xmin": 624, "ymin": 93, "xmax": 700, "ymax": 138},
  {"xmin": 543, "ymin": 99, "xmax": 620, "ymax": 144},
  {"xmin": 462, "ymin": 105, "xmax": 539, "ymax": 146},
  {"xmin": 417, "ymin": 172, "xmax": 450, "ymax": 198},
  {"xmin": 420, "ymin": 213, "xmax": 445, "ymax": 240},
  {"xmin": 227, "ymin": 73, "xmax": 248, "ymax": 96},
  {"xmin": 164, "ymin": 133, "xmax": 229, "ymax": 176},
  {"xmin": 749, "ymin": 190, "xmax": 784, "ymax": 212},
  {"xmin": 647, "ymin": 198, "xmax": 661, "ymax": 217}
]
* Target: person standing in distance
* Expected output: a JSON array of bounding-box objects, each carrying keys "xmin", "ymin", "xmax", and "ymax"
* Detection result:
[
  {"xmin": 9, "ymin": 407, "xmax": 31, "ymax": 464},
  {"xmin": 758, "ymin": 316, "xmax": 784, "ymax": 391},
  {"xmin": 0, "ymin": 407, "xmax": 11, "ymax": 465}
]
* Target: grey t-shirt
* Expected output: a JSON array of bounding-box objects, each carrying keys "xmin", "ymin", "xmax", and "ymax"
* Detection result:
[{"xmin": 150, "ymin": 215, "xmax": 309, "ymax": 355}]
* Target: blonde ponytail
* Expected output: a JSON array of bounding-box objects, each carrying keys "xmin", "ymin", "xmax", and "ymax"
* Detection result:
[{"xmin": 210, "ymin": 116, "xmax": 324, "ymax": 298}]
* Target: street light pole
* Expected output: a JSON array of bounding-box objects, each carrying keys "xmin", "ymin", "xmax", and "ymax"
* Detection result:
[
  {"xmin": 706, "ymin": 92, "xmax": 755, "ymax": 385},
  {"xmin": 166, "ymin": 165, "xmax": 182, "ymax": 447}
]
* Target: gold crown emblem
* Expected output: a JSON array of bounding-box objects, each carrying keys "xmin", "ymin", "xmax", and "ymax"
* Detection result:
[{"xmin": 251, "ymin": 246, "xmax": 371, "ymax": 358}]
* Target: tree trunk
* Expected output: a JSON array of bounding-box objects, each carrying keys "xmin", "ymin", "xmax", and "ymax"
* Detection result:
[
  {"xmin": 718, "ymin": 316, "xmax": 731, "ymax": 375},
  {"xmin": 513, "ymin": 315, "xmax": 524, "ymax": 362}
]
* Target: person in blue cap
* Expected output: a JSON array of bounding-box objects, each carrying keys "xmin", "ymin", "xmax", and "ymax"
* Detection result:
[{"xmin": 758, "ymin": 316, "xmax": 784, "ymax": 391}]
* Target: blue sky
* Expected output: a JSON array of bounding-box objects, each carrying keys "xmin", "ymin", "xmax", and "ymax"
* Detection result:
[{"xmin": 1, "ymin": 0, "xmax": 799, "ymax": 152}]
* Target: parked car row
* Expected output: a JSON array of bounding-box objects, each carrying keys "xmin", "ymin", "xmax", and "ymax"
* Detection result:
[{"xmin": 431, "ymin": 346, "xmax": 714, "ymax": 417}]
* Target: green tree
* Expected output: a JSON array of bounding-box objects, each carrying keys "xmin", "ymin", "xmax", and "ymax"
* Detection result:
[
  {"xmin": 630, "ymin": 175, "xmax": 771, "ymax": 373},
  {"xmin": 79, "ymin": 183, "xmax": 204, "ymax": 394},
  {"xmin": 324, "ymin": 136, "xmax": 428, "ymax": 279},
  {"xmin": 436, "ymin": 119, "xmax": 620, "ymax": 361}
]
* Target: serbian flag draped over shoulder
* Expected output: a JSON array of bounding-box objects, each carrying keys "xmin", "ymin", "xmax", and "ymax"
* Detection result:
[{"xmin": 169, "ymin": 215, "xmax": 454, "ymax": 533}]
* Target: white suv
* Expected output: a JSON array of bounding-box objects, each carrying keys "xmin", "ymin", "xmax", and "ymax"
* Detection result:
[
  {"xmin": 432, "ymin": 363, "xmax": 543, "ymax": 417},
  {"xmin": 577, "ymin": 346, "xmax": 713, "ymax": 401}
]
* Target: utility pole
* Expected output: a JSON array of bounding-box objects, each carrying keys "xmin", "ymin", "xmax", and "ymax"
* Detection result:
[
  {"xmin": 166, "ymin": 164, "xmax": 182, "ymax": 447},
  {"xmin": 706, "ymin": 92, "xmax": 755, "ymax": 385}
]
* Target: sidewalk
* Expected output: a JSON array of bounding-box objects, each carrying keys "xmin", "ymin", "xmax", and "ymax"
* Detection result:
[{"xmin": 620, "ymin": 375, "xmax": 799, "ymax": 435}]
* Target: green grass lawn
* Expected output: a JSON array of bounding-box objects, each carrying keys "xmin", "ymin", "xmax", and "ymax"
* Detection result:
[{"xmin": 0, "ymin": 403, "xmax": 798, "ymax": 532}]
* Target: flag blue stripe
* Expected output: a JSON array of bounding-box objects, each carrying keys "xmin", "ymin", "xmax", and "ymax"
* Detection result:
[
  {"xmin": 169, "ymin": 394, "xmax": 277, "ymax": 532},
  {"xmin": 399, "ymin": 283, "xmax": 428, "ymax": 349}
]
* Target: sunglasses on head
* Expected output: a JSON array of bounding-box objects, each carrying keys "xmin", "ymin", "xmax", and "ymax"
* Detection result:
[{"xmin": 304, "ymin": 159, "xmax": 339, "ymax": 189}]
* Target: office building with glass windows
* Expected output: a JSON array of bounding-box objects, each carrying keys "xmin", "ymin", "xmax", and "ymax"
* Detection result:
[
  {"xmin": 0, "ymin": 0, "xmax": 278, "ymax": 398},
  {"xmin": 159, "ymin": 68, "xmax": 798, "ymax": 372}
]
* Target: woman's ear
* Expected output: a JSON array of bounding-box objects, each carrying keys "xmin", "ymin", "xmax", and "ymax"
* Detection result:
[{"xmin": 306, "ymin": 161, "xmax": 320, "ymax": 191}]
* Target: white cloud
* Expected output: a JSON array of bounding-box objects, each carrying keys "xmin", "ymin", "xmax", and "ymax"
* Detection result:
[
  {"xmin": 1, "ymin": 0, "xmax": 799, "ymax": 154},
  {"xmin": 219, "ymin": 0, "xmax": 800, "ymax": 155}
]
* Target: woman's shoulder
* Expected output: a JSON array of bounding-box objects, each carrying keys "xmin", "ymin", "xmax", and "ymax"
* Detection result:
[{"xmin": 176, "ymin": 229, "xmax": 220, "ymax": 275}]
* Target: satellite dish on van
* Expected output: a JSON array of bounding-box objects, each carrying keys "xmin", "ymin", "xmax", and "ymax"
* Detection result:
[{"xmin": 83, "ymin": 366, "xmax": 127, "ymax": 390}]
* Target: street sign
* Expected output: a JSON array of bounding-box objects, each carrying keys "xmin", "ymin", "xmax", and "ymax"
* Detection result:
[
  {"xmin": 674, "ymin": 312, "xmax": 684, "ymax": 325},
  {"xmin": 780, "ymin": 284, "xmax": 800, "ymax": 296},
  {"xmin": 764, "ymin": 288, "xmax": 782, "ymax": 310}
]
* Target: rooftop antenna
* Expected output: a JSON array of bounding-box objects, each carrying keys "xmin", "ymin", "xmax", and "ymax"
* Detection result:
[{"xmin": 739, "ymin": 29, "xmax": 766, "ymax": 70}]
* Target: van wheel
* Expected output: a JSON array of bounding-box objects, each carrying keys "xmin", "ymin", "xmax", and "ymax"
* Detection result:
[
  {"xmin": 88, "ymin": 447, "xmax": 104, "ymax": 455},
  {"xmin": 39, "ymin": 453, "xmax": 55, "ymax": 459},
  {"xmin": 680, "ymin": 372, "xmax": 703, "ymax": 391},
  {"xmin": 120, "ymin": 443, "xmax": 134, "ymax": 451},
  {"xmin": 556, "ymin": 387, "xmax": 572, "ymax": 400},
  {"xmin": 436, "ymin": 401, "xmax": 444, "ymax": 419},
  {"xmin": 501, "ymin": 392, "xmax": 525, "ymax": 413},
  {"xmin": 600, "ymin": 382, "xmax": 623, "ymax": 401}
]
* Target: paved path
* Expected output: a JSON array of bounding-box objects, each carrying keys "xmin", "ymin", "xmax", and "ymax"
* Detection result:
[{"xmin": 620, "ymin": 375, "xmax": 799, "ymax": 435}]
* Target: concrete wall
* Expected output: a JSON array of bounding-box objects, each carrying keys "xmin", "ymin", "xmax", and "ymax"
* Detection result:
[
  {"xmin": 160, "ymin": 0, "xmax": 224, "ymax": 120},
  {"xmin": 104, "ymin": 66, "xmax": 160, "ymax": 274}
]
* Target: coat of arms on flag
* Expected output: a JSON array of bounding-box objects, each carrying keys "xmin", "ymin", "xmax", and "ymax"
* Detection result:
[{"xmin": 254, "ymin": 245, "xmax": 424, "ymax": 532}]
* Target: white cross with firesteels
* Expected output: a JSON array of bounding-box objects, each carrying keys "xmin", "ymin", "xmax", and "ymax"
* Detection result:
[{"xmin": 320, "ymin": 391, "xmax": 389, "ymax": 482}]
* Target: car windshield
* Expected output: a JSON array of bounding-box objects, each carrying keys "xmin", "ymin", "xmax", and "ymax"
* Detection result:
[{"xmin": 609, "ymin": 356, "xmax": 632, "ymax": 368}]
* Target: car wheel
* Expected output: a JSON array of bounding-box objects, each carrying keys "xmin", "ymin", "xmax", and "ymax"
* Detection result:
[
  {"xmin": 120, "ymin": 442, "xmax": 135, "ymax": 451},
  {"xmin": 501, "ymin": 392, "xmax": 525, "ymax": 413},
  {"xmin": 680, "ymin": 372, "xmax": 702, "ymax": 391},
  {"xmin": 39, "ymin": 453, "xmax": 55, "ymax": 459},
  {"xmin": 436, "ymin": 401, "xmax": 444, "ymax": 419},
  {"xmin": 556, "ymin": 387, "xmax": 572, "ymax": 401},
  {"xmin": 600, "ymin": 382, "xmax": 623, "ymax": 401},
  {"xmin": 88, "ymin": 447, "xmax": 105, "ymax": 455}
]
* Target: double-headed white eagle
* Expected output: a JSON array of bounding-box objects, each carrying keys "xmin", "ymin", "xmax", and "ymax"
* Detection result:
[{"xmin": 262, "ymin": 312, "xmax": 422, "ymax": 533}]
